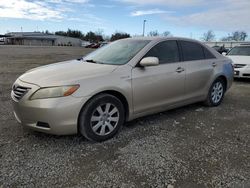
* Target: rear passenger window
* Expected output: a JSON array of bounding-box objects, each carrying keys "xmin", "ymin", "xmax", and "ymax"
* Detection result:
[
  {"xmin": 144, "ymin": 40, "xmax": 180, "ymax": 64},
  {"xmin": 180, "ymin": 41, "xmax": 204, "ymax": 61},
  {"xmin": 203, "ymin": 47, "xmax": 216, "ymax": 59}
]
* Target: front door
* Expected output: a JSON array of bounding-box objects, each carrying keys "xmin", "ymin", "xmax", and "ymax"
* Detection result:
[{"xmin": 132, "ymin": 40, "xmax": 185, "ymax": 114}]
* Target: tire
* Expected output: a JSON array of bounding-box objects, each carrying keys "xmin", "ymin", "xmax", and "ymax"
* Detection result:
[
  {"xmin": 79, "ymin": 94, "xmax": 125, "ymax": 142},
  {"xmin": 204, "ymin": 78, "xmax": 226, "ymax": 107}
]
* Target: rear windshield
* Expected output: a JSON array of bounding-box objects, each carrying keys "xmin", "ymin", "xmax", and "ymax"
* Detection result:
[{"xmin": 227, "ymin": 46, "xmax": 250, "ymax": 56}]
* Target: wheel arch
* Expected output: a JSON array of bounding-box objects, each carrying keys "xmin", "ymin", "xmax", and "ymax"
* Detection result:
[
  {"xmin": 216, "ymin": 75, "xmax": 228, "ymax": 90},
  {"xmin": 77, "ymin": 90, "xmax": 130, "ymax": 133}
]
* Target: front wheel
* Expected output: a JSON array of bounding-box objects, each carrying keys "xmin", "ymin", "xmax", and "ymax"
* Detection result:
[
  {"xmin": 204, "ymin": 78, "xmax": 225, "ymax": 107},
  {"xmin": 79, "ymin": 94, "xmax": 125, "ymax": 142}
]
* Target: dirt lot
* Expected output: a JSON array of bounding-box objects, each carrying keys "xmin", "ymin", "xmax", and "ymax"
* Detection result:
[{"xmin": 0, "ymin": 46, "xmax": 249, "ymax": 188}]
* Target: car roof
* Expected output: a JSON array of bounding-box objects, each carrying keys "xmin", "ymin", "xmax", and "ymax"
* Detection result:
[{"xmin": 125, "ymin": 36, "xmax": 202, "ymax": 43}]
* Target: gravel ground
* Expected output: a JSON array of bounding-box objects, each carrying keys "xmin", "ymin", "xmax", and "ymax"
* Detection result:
[{"xmin": 0, "ymin": 46, "xmax": 249, "ymax": 188}]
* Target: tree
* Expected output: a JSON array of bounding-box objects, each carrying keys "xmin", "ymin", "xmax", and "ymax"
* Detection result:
[
  {"xmin": 110, "ymin": 32, "xmax": 130, "ymax": 41},
  {"xmin": 103, "ymin": 34, "xmax": 111, "ymax": 41},
  {"xmin": 148, "ymin": 30, "xmax": 172, "ymax": 37},
  {"xmin": 221, "ymin": 31, "xmax": 248, "ymax": 41},
  {"xmin": 221, "ymin": 35, "xmax": 232, "ymax": 41},
  {"xmin": 162, "ymin": 31, "xmax": 172, "ymax": 37},
  {"xmin": 148, "ymin": 30, "xmax": 159, "ymax": 36},
  {"xmin": 201, "ymin": 30, "xmax": 215, "ymax": 41},
  {"xmin": 231, "ymin": 31, "xmax": 247, "ymax": 41},
  {"xmin": 84, "ymin": 31, "xmax": 103, "ymax": 42},
  {"xmin": 55, "ymin": 29, "xmax": 84, "ymax": 39},
  {"xmin": 66, "ymin": 29, "xmax": 83, "ymax": 38},
  {"xmin": 44, "ymin": 30, "xmax": 51, "ymax": 34},
  {"xmin": 84, "ymin": 31, "xmax": 95, "ymax": 42},
  {"xmin": 55, "ymin": 31, "xmax": 67, "ymax": 37},
  {"xmin": 95, "ymin": 29, "xmax": 104, "ymax": 36}
]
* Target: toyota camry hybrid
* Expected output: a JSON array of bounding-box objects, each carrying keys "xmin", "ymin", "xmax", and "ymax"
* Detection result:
[{"xmin": 11, "ymin": 37, "xmax": 234, "ymax": 141}]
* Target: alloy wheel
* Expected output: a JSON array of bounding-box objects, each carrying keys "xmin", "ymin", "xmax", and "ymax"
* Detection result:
[
  {"xmin": 90, "ymin": 103, "xmax": 119, "ymax": 136},
  {"xmin": 211, "ymin": 82, "xmax": 224, "ymax": 104}
]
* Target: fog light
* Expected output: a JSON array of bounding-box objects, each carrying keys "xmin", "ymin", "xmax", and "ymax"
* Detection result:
[{"xmin": 36, "ymin": 122, "xmax": 50, "ymax": 128}]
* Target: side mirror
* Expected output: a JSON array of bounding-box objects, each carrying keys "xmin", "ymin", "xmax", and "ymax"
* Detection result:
[
  {"xmin": 222, "ymin": 52, "xmax": 227, "ymax": 56},
  {"xmin": 140, "ymin": 57, "xmax": 159, "ymax": 67}
]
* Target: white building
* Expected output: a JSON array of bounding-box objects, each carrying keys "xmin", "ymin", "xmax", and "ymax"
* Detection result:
[
  {"xmin": 6, "ymin": 32, "xmax": 82, "ymax": 46},
  {"xmin": 204, "ymin": 41, "xmax": 250, "ymax": 48}
]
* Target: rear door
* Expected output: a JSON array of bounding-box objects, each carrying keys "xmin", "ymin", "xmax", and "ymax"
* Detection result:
[
  {"xmin": 179, "ymin": 40, "xmax": 216, "ymax": 99},
  {"xmin": 132, "ymin": 40, "xmax": 185, "ymax": 114}
]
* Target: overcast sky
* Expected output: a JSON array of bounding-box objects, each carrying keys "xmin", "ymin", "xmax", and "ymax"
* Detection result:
[{"xmin": 0, "ymin": 0, "xmax": 249, "ymax": 40}]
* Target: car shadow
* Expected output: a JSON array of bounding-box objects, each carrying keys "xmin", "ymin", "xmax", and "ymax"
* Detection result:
[
  {"xmin": 23, "ymin": 128, "xmax": 88, "ymax": 142},
  {"xmin": 234, "ymin": 77, "xmax": 250, "ymax": 83},
  {"xmin": 124, "ymin": 102, "xmax": 204, "ymax": 128}
]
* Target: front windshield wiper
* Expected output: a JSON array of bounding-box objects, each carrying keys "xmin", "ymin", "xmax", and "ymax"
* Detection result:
[
  {"xmin": 77, "ymin": 57, "xmax": 83, "ymax": 61},
  {"xmin": 84, "ymin": 59, "xmax": 104, "ymax": 64},
  {"xmin": 84, "ymin": 59, "xmax": 97, "ymax": 63}
]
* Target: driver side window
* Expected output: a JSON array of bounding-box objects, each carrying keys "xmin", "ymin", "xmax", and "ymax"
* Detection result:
[{"xmin": 144, "ymin": 40, "xmax": 180, "ymax": 64}]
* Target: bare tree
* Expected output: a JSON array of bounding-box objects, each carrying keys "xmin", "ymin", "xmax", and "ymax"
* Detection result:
[
  {"xmin": 148, "ymin": 30, "xmax": 159, "ymax": 36},
  {"xmin": 221, "ymin": 31, "xmax": 248, "ymax": 41},
  {"xmin": 221, "ymin": 35, "xmax": 232, "ymax": 41},
  {"xmin": 231, "ymin": 31, "xmax": 247, "ymax": 41},
  {"xmin": 95, "ymin": 29, "xmax": 104, "ymax": 36},
  {"xmin": 162, "ymin": 31, "xmax": 172, "ymax": 37},
  {"xmin": 201, "ymin": 30, "xmax": 215, "ymax": 41}
]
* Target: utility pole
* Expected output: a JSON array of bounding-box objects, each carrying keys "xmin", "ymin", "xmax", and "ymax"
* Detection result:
[{"xmin": 142, "ymin": 20, "xmax": 147, "ymax": 37}]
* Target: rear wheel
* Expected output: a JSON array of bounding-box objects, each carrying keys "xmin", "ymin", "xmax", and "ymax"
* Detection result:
[
  {"xmin": 205, "ymin": 78, "xmax": 225, "ymax": 106},
  {"xmin": 79, "ymin": 94, "xmax": 125, "ymax": 142}
]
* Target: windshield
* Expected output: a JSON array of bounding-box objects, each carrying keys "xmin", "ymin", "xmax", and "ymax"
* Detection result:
[
  {"xmin": 227, "ymin": 46, "xmax": 250, "ymax": 56},
  {"xmin": 83, "ymin": 39, "xmax": 150, "ymax": 65}
]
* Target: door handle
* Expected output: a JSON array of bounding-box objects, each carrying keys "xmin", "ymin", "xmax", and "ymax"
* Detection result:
[
  {"xmin": 176, "ymin": 67, "xmax": 185, "ymax": 73},
  {"xmin": 212, "ymin": 62, "xmax": 217, "ymax": 67}
]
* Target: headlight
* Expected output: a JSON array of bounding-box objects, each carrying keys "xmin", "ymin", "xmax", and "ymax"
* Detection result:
[{"xmin": 30, "ymin": 85, "xmax": 79, "ymax": 100}]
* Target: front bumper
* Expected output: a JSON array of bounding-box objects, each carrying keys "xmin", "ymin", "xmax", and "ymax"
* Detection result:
[
  {"xmin": 234, "ymin": 67, "xmax": 250, "ymax": 78},
  {"xmin": 11, "ymin": 79, "xmax": 89, "ymax": 135}
]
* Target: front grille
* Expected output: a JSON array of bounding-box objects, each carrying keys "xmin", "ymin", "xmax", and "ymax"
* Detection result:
[
  {"xmin": 243, "ymin": 73, "xmax": 250, "ymax": 77},
  {"xmin": 12, "ymin": 85, "xmax": 30, "ymax": 100},
  {"xmin": 234, "ymin": 64, "xmax": 246, "ymax": 68}
]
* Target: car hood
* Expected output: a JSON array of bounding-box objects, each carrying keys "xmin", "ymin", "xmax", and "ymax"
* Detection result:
[
  {"xmin": 227, "ymin": 55, "xmax": 250, "ymax": 65},
  {"xmin": 19, "ymin": 60, "xmax": 118, "ymax": 87}
]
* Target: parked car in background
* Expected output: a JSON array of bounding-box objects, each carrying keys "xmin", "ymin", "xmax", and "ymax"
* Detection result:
[
  {"xmin": 212, "ymin": 45, "xmax": 229, "ymax": 54},
  {"xmin": 11, "ymin": 37, "xmax": 233, "ymax": 141},
  {"xmin": 100, "ymin": 42, "xmax": 109, "ymax": 48},
  {"xmin": 81, "ymin": 41, "xmax": 91, "ymax": 47},
  {"xmin": 91, "ymin": 43, "xmax": 101, "ymax": 49},
  {"xmin": 85, "ymin": 43, "xmax": 101, "ymax": 48},
  {"xmin": 85, "ymin": 43, "xmax": 95, "ymax": 48},
  {"xmin": 226, "ymin": 44, "xmax": 250, "ymax": 78},
  {"xmin": 0, "ymin": 38, "xmax": 5, "ymax": 45}
]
